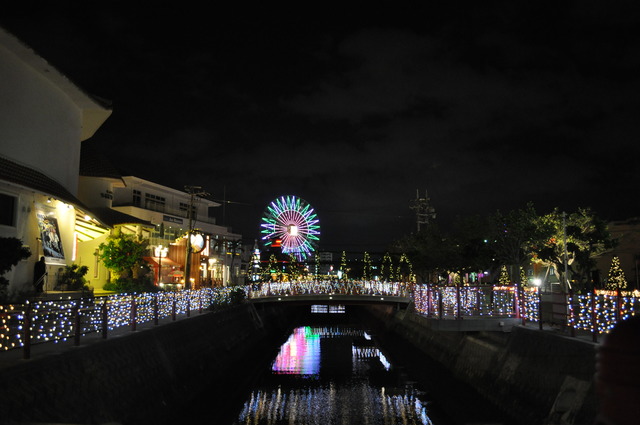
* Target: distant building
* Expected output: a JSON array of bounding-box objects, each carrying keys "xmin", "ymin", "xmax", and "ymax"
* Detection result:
[
  {"xmin": 78, "ymin": 147, "xmax": 244, "ymax": 289},
  {"xmin": 596, "ymin": 218, "xmax": 640, "ymax": 290}
]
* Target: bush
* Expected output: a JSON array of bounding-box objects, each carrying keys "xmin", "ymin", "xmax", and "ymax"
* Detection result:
[
  {"xmin": 57, "ymin": 264, "xmax": 89, "ymax": 291},
  {"xmin": 103, "ymin": 277, "xmax": 159, "ymax": 294},
  {"xmin": 229, "ymin": 287, "xmax": 246, "ymax": 304},
  {"xmin": 0, "ymin": 237, "xmax": 31, "ymax": 303}
]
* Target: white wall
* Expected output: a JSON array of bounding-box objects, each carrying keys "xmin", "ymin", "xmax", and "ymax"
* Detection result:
[{"xmin": 0, "ymin": 42, "xmax": 83, "ymax": 196}]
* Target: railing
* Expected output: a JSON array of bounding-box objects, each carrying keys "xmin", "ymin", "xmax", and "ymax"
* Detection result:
[
  {"xmin": 247, "ymin": 281, "xmax": 640, "ymax": 341},
  {"xmin": 246, "ymin": 280, "xmax": 412, "ymax": 298},
  {"xmin": 0, "ymin": 287, "xmax": 237, "ymax": 359},
  {"xmin": 4, "ymin": 283, "xmax": 638, "ymax": 358},
  {"xmin": 415, "ymin": 284, "xmax": 640, "ymax": 342}
]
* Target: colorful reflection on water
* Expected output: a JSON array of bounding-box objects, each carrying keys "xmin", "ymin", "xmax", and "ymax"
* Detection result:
[
  {"xmin": 272, "ymin": 327, "xmax": 321, "ymax": 375},
  {"xmin": 235, "ymin": 326, "xmax": 436, "ymax": 424}
]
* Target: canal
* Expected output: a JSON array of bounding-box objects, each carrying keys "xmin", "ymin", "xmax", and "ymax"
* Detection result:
[{"xmin": 180, "ymin": 305, "xmax": 511, "ymax": 425}]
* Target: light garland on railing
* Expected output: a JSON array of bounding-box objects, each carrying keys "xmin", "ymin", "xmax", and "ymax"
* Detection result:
[
  {"xmin": 0, "ymin": 287, "xmax": 231, "ymax": 352},
  {"xmin": 247, "ymin": 280, "xmax": 411, "ymax": 298},
  {"xmin": 411, "ymin": 284, "xmax": 517, "ymax": 318},
  {"xmin": 522, "ymin": 287, "xmax": 539, "ymax": 322},
  {"xmin": 571, "ymin": 292, "xmax": 640, "ymax": 334}
]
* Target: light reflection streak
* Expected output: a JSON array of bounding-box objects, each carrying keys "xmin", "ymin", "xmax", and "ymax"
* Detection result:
[{"xmin": 239, "ymin": 326, "xmax": 434, "ymax": 424}]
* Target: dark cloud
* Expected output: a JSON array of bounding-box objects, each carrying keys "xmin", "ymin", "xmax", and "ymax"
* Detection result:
[{"xmin": 2, "ymin": 3, "xmax": 639, "ymax": 253}]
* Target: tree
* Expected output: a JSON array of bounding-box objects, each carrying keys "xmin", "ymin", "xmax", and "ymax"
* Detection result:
[
  {"xmin": 339, "ymin": 251, "xmax": 348, "ymax": 281},
  {"xmin": 396, "ymin": 253, "xmax": 415, "ymax": 283},
  {"xmin": 489, "ymin": 203, "xmax": 546, "ymax": 284},
  {"xmin": 97, "ymin": 232, "xmax": 148, "ymax": 281},
  {"xmin": 263, "ymin": 254, "xmax": 280, "ymax": 282},
  {"xmin": 57, "ymin": 264, "xmax": 89, "ymax": 290},
  {"xmin": 446, "ymin": 214, "xmax": 497, "ymax": 285},
  {"xmin": 498, "ymin": 265, "xmax": 510, "ymax": 285},
  {"xmin": 381, "ymin": 253, "xmax": 393, "ymax": 281},
  {"xmin": 0, "ymin": 237, "xmax": 32, "ymax": 303},
  {"xmin": 362, "ymin": 252, "xmax": 372, "ymax": 281},
  {"xmin": 392, "ymin": 223, "xmax": 453, "ymax": 284},
  {"xmin": 530, "ymin": 208, "xmax": 616, "ymax": 293},
  {"xmin": 605, "ymin": 256, "xmax": 628, "ymax": 291}
]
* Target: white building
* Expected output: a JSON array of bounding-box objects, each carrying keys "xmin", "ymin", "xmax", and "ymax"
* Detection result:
[
  {"xmin": 0, "ymin": 27, "xmax": 111, "ymax": 298},
  {"xmin": 78, "ymin": 152, "xmax": 244, "ymax": 288}
]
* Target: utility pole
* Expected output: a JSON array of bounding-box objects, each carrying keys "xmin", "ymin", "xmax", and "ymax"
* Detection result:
[
  {"xmin": 563, "ymin": 211, "xmax": 570, "ymax": 293},
  {"xmin": 184, "ymin": 185, "xmax": 209, "ymax": 289},
  {"xmin": 409, "ymin": 189, "xmax": 436, "ymax": 232}
]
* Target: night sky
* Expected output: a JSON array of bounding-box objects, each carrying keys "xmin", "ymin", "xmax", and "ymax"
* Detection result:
[{"xmin": 2, "ymin": 3, "xmax": 639, "ymax": 253}]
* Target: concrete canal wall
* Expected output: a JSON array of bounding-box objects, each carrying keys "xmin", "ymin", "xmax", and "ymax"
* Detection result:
[
  {"xmin": 0, "ymin": 301, "xmax": 599, "ymax": 425},
  {"xmin": 365, "ymin": 304, "xmax": 598, "ymax": 425},
  {"xmin": 0, "ymin": 303, "xmax": 301, "ymax": 425}
]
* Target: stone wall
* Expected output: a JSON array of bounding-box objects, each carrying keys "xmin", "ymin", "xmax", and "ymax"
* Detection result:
[
  {"xmin": 0, "ymin": 303, "xmax": 301, "ymax": 424},
  {"xmin": 365, "ymin": 305, "xmax": 598, "ymax": 425}
]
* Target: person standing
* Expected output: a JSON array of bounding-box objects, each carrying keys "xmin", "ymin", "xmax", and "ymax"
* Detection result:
[{"xmin": 33, "ymin": 256, "xmax": 47, "ymax": 293}]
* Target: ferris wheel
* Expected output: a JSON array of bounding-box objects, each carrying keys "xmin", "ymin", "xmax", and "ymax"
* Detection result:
[{"xmin": 260, "ymin": 195, "xmax": 320, "ymax": 261}]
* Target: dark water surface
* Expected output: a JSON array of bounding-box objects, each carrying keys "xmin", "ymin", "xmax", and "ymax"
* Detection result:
[
  {"xmin": 232, "ymin": 325, "xmax": 440, "ymax": 424},
  {"xmin": 183, "ymin": 307, "xmax": 510, "ymax": 425}
]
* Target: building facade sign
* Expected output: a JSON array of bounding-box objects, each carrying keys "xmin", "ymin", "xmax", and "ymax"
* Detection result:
[{"xmin": 163, "ymin": 215, "xmax": 183, "ymax": 225}]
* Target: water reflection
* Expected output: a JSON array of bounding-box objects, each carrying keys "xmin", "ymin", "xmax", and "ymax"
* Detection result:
[{"xmin": 235, "ymin": 326, "xmax": 436, "ymax": 424}]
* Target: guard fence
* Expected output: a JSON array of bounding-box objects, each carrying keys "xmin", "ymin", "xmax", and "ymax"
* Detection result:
[{"xmin": 2, "ymin": 283, "xmax": 638, "ymax": 358}]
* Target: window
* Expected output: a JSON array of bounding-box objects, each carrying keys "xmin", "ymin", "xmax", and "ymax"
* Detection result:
[
  {"xmin": 145, "ymin": 193, "xmax": 165, "ymax": 212},
  {"xmin": 133, "ymin": 190, "xmax": 141, "ymax": 207},
  {"xmin": 0, "ymin": 193, "xmax": 16, "ymax": 227},
  {"xmin": 179, "ymin": 202, "xmax": 196, "ymax": 218}
]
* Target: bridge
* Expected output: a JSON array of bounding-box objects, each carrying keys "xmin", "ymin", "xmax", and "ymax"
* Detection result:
[{"xmin": 245, "ymin": 281, "xmax": 413, "ymax": 309}]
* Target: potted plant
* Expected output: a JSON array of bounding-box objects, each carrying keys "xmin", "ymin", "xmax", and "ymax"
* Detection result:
[{"xmin": 57, "ymin": 264, "xmax": 89, "ymax": 291}]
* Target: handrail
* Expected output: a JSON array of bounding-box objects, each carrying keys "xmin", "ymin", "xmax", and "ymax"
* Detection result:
[{"xmin": 0, "ymin": 287, "xmax": 236, "ymax": 359}]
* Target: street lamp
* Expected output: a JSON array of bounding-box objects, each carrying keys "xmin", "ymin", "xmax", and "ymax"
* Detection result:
[
  {"xmin": 155, "ymin": 245, "xmax": 168, "ymax": 286},
  {"xmin": 533, "ymin": 278, "xmax": 543, "ymax": 330}
]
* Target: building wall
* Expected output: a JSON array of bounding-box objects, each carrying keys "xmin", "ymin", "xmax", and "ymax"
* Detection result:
[
  {"xmin": 0, "ymin": 36, "xmax": 83, "ymax": 195},
  {"xmin": 596, "ymin": 220, "xmax": 640, "ymax": 289},
  {"xmin": 0, "ymin": 28, "xmax": 111, "ymax": 298},
  {"xmin": 78, "ymin": 176, "xmax": 121, "ymax": 209}
]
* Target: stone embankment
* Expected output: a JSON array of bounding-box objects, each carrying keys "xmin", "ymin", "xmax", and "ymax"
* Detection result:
[
  {"xmin": 365, "ymin": 304, "xmax": 598, "ymax": 425},
  {"xmin": 0, "ymin": 303, "xmax": 301, "ymax": 425}
]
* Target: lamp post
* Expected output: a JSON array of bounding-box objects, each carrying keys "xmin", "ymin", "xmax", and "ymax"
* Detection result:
[
  {"xmin": 533, "ymin": 278, "xmax": 543, "ymax": 330},
  {"xmin": 155, "ymin": 245, "xmax": 168, "ymax": 286}
]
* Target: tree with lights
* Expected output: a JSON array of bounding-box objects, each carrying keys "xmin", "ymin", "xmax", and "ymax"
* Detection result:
[
  {"xmin": 520, "ymin": 267, "xmax": 528, "ymax": 287},
  {"xmin": 381, "ymin": 253, "xmax": 393, "ymax": 281},
  {"xmin": 340, "ymin": 251, "xmax": 348, "ymax": 281},
  {"xmin": 605, "ymin": 256, "xmax": 628, "ymax": 291},
  {"xmin": 362, "ymin": 252, "xmax": 372, "ymax": 281},
  {"xmin": 396, "ymin": 253, "xmax": 414, "ymax": 283},
  {"xmin": 498, "ymin": 265, "xmax": 510, "ymax": 285},
  {"xmin": 264, "ymin": 254, "xmax": 280, "ymax": 282},
  {"xmin": 530, "ymin": 208, "xmax": 616, "ymax": 293}
]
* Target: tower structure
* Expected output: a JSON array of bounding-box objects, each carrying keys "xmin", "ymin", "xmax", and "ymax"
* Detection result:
[{"xmin": 409, "ymin": 189, "xmax": 436, "ymax": 232}]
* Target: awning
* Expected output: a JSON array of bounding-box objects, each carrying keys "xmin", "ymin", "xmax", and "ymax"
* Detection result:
[{"xmin": 144, "ymin": 256, "xmax": 181, "ymax": 268}]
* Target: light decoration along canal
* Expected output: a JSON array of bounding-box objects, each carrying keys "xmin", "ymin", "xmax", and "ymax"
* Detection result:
[
  {"xmin": 260, "ymin": 195, "xmax": 320, "ymax": 261},
  {"xmin": 235, "ymin": 326, "xmax": 435, "ymax": 424}
]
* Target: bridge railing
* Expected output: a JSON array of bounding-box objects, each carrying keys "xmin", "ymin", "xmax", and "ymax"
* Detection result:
[
  {"xmin": 413, "ymin": 284, "xmax": 640, "ymax": 341},
  {"xmin": 0, "ymin": 287, "xmax": 236, "ymax": 358},
  {"xmin": 412, "ymin": 284, "xmax": 519, "ymax": 318},
  {"xmin": 245, "ymin": 281, "xmax": 412, "ymax": 299}
]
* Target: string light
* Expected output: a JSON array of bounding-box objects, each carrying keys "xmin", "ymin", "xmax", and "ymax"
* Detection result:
[
  {"xmin": 3, "ymin": 282, "xmax": 639, "ymax": 352},
  {"xmin": 0, "ymin": 288, "xmax": 234, "ymax": 352}
]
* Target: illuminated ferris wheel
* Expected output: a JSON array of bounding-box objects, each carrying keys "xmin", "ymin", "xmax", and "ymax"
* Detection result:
[{"xmin": 260, "ymin": 195, "xmax": 320, "ymax": 261}]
